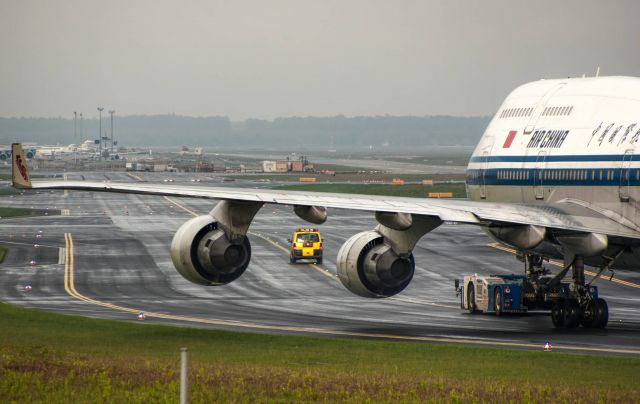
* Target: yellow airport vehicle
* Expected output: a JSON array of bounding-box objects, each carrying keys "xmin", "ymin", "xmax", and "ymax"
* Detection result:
[{"xmin": 289, "ymin": 228, "xmax": 323, "ymax": 264}]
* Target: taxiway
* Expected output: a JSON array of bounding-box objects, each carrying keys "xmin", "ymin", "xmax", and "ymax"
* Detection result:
[{"xmin": 1, "ymin": 171, "xmax": 639, "ymax": 356}]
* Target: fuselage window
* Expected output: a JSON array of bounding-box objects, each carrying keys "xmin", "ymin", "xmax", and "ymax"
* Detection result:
[
  {"xmin": 591, "ymin": 169, "xmax": 595, "ymax": 180},
  {"xmin": 568, "ymin": 106, "xmax": 573, "ymax": 115},
  {"xmin": 542, "ymin": 107, "xmax": 548, "ymax": 116},
  {"xmin": 599, "ymin": 170, "xmax": 603, "ymax": 181}
]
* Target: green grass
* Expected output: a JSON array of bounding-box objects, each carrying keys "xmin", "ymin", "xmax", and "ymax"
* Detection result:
[
  {"xmin": 228, "ymin": 173, "xmax": 466, "ymax": 183},
  {"xmin": 275, "ymin": 183, "xmax": 468, "ymax": 198},
  {"xmin": 0, "ymin": 207, "xmax": 34, "ymax": 217},
  {"xmin": 0, "ymin": 246, "xmax": 5, "ymax": 263},
  {"xmin": 0, "ymin": 302, "xmax": 638, "ymax": 402}
]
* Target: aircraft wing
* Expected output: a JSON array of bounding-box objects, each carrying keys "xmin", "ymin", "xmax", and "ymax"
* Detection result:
[{"xmin": 11, "ymin": 143, "xmax": 640, "ymax": 241}]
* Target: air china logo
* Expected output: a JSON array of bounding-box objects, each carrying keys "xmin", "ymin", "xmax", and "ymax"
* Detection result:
[
  {"xmin": 16, "ymin": 155, "xmax": 29, "ymax": 182},
  {"xmin": 526, "ymin": 129, "xmax": 569, "ymax": 149},
  {"xmin": 502, "ymin": 130, "xmax": 517, "ymax": 148}
]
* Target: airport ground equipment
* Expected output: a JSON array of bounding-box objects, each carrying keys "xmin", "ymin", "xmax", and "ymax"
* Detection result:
[
  {"xmin": 288, "ymin": 228, "xmax": 323, "ymax": 264},
  {"xmin": 456, "ymin": 254, "xmax": 608, "ymax": 328}
]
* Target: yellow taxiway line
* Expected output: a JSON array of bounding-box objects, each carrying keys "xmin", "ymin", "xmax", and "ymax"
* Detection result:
[
  {"xmin": 487, "ymin": 242, "xmax": 640, "ymax": 289},
  {"xmin": 127, "ymin": 172, "xmax": 144, "ymax": 181},
  {"xmin": 61, "ymin": 231, "xmax": 640, "ymax": 355}
]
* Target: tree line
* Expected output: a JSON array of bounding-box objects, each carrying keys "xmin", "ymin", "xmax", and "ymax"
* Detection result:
[{"xmin": 0, "ymin": 115, "xmax": 490, "ymax": 148}]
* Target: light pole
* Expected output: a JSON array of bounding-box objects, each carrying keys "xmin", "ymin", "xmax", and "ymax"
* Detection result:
[
  {"xmin": 97, "ymin": 107, "xmax": 104, "ymax": 160},
  {"xmin": 73, "ymin": 111, "xmax": 77, "ymax": 166},
  {"xmin": 109, "ymin": 110, "xmax": 115, "ymax": 155}
]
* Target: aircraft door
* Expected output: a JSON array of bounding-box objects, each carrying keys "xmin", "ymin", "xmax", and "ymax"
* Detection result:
[
  {"xmin": 619, "ymin": 149, "xmax": 633, "ymax": 202},
  {"xmin": 534, "ymin": 151, "xmax": 547, "ymax": 200},
  {"xmin": 480, "ymin": 151, "xmax": 489, "ymax": 199},
  {"xmin": 523, "ymin": 83, "xmax": 566, "ymax": 134}
]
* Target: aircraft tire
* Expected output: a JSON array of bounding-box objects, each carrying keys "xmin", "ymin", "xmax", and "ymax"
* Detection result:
[
  {"xmin": 564, "ymin": 299, "xmax": 582, "ymax": 328},
  {"xmin": 593, "ymin": 298, "xmax": 609, "ymax": 328},
  {"xmin": 551, "ymin": 301, "xmax": 565, "ymax": 328}
]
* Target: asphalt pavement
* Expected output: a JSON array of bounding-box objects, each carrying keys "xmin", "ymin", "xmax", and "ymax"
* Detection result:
[{"xmin": 1, "ymin": 171, "xmax": 639, "ymax": 357}]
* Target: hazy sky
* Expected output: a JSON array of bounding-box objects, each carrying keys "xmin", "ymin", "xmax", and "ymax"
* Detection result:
[{"xmin": 1, "ymin": 0, "xmax": 639, "ymax": 120}]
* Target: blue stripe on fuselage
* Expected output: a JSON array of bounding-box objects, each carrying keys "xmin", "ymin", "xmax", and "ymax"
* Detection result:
[
  {"xmin": 469, "ymin": 154, "xmax": 635, "ymax": 163},
  {"xmin": 465, "ymin": 167, "xmax": 636, "ymax": 186}
]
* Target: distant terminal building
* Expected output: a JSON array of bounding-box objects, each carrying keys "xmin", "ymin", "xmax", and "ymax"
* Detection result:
[{"xmin": 263, "ymin": 156, "xmax": 312, "ymax": 173}]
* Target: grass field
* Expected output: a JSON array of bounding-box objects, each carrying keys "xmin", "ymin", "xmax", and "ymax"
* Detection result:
[
  {"xmin": 275, "ymin": 183, "xmax": 468, "ymax": 198},
  {"xmin": 0, "ymin": 206, "xmax": 35, "ymax": 217},
  {"xmin": 1, "ymin": 302, "xmax": 639, "ymax": 402},
  {"xmin": 228, "ymin": 172, "xmax": 467, "ymax": 183}
]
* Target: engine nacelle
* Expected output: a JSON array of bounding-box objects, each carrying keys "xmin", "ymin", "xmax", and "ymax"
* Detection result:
[
  {"xmin": 171, "ymin": 215, "xmax": 251, "ymax": 286},
  {"xmin": 337, "ymin": 230, "xmax": 415, "ymax": 298}
]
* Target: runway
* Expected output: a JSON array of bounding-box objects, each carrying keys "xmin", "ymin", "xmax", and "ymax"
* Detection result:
[{"xmin": 1, "ymin": 171, "xmax": 639, "ymax": 357}]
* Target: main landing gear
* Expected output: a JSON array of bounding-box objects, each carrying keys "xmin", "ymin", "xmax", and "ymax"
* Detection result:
[{"xmin": 549, "ymin": 256, "xmax": 609, "ymax": 329}]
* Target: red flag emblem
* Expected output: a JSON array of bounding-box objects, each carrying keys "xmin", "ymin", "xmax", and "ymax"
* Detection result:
[{"xmin": 503, "ymin": 130, "xmax": 517, "ymax": 148}]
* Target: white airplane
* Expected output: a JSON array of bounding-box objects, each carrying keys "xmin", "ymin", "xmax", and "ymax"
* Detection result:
[{"xmin": 12, "ymin": 76, "xmax": 640, "ymax": 329}]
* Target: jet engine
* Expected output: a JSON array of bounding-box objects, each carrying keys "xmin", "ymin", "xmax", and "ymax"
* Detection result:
[
  {"xmin": 171, "ymin": 215, "xmax": 251, "ymax": 286},
  {"xmin": 337, "ymin": 230, "xmax": 415, "ymax": 298}
]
